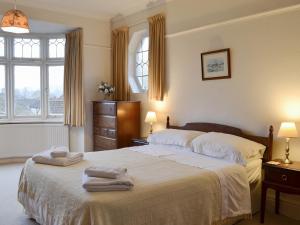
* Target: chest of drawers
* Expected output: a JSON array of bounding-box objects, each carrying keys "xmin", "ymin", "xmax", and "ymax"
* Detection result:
[{"xmin": 93, "ymin": 101, "xmax": 140, "ymax": 151}]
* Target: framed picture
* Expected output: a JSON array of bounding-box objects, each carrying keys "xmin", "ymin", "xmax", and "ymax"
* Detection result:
[{"xmin": 201, "ymin": 48, "xmax": 231, "ymax": 81}]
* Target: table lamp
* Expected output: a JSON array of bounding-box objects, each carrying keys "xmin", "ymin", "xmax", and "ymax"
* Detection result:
[
  {"xmin": 278, "ymin": 122, "xmax": 299, "ymax": 164},
  {"xmin": 145, "ymin": 111, "xmax": 157, "ymax": 134}
]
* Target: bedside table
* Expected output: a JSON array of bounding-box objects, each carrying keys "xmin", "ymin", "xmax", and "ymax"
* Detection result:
[
  {"xmin": 131, "ymin": 137, "xmax": 149, "ymax": 146},
  {"xmin": 260, "ymin": 159, "xmax": 300, "ymax": 223}
]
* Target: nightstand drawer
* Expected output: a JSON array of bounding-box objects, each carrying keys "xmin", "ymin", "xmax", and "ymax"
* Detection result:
[{"xmin": 265, "ymin": 167, "xmax": 300, "ymax": 188}]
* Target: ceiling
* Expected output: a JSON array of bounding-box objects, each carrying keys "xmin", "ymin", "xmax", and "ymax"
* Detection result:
[{"xmin": 0, "ymin": 0, "xmax": 171, "ymax": 21}]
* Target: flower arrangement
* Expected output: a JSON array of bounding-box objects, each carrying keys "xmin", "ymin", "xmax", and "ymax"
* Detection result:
[{"xmin": 97, "ymin": 81, "xmax": 115, "ymax": 97}]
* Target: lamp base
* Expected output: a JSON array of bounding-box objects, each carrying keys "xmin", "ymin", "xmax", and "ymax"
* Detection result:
[
  {"xmin": 282, "ymin": 137, "xmax": 292, "ymax": 164},
  {"xmin": 283, "ymin": 158, "xmax": 292, "ymax": 164},
  {"xmin": 149, "ymin": 123, "xmax": 153, "ymax": 135}
]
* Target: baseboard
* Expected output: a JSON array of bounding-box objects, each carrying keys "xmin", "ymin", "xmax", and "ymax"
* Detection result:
[
  {"xmin": 266, "ymin": 191, "xmax": 300, "ymax": 220},
  {"xmin": 0, "ymin": 156, "xmax": 31, "ymax": 165}
]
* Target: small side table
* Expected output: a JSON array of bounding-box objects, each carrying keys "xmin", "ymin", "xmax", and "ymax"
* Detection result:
[
  {"xmin": 131, "ymin": 137, "xmax": 149, "ymax": 146},
  {"xmin": 260, "ymin": 159, "xmax": 300, "ymax": 223}
]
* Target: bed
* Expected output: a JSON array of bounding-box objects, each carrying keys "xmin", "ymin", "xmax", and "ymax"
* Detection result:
[{"xmin": 18, "ymin": 117, "xmax": 274, "ymax": 225}]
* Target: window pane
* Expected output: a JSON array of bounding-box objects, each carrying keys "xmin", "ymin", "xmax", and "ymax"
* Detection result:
[
  {"xmin": 49, "ymin": 38, "xmax": 65, "ymax": 58},
  {"xmin": 14, "ymin": 66, "xmax": 41, "ymax": 116},
  {"xmin": 142, "ymin": 76, "xmax": 148, "ymax": 90},
  {"xmin": 136, "ymin": 52, "xmax": 142, "ymax": 64},
  {"xmin": 0, "ymin": 65, "xmax": 6, "ymax": 116},
  {"xmin": 0, "ymin": 37, "xmax": 4, "ymax": 57},
  {"xmin": 137, "ymin": 77, "xmax": 143, "ymax": 87},
  {"xmin": 136, "ymin": 65, "xmax": 142, "ymax": 76},
  {"xmin": 142, "ymin": 52, "xmax": 148, "ymax": 63},
  {"xmin": 142, "ymin": 37, "xmax": 149, "ymax": 52},
  {"xmin": 142, "ymin": 64, "xmax": 148, "ymax": 76},
  {"xmin": 48, "ymin": 66, "xmax": 64, "ymax": 115},
  {"xmin": 14, "ymin": 38, "xmax": 40, "ymax": 58}
]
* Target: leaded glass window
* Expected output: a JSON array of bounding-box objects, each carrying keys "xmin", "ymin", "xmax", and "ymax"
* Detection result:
[
  {"xmin": 0, "ymin": 35, "xmax": 65, "ymax": 123},
  {"xmin": 135, "ymin": 36, "xmax": 149, "ymax": 90},
  {"xmin": 49, "ymin": 38, "xmax": 65, "ymax": 58},
  {"xmin": 14, "ymin": 38, "xmax": 40, "ymax": 58}
]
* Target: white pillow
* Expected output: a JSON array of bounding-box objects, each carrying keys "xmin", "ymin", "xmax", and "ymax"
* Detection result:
[
  {"xmin": 191, "ymin": 132, "xmax": 266, "ymax": 166},
  {"xmin": 147, "ymin": 129, "xmax": 205, "ymax": 148}
]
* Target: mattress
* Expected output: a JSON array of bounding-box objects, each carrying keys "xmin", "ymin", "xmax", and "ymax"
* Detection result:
[
  {"xmin": 18, "ymin": 145, "xmax": 253, "ymax": 225},
  {"xmin": 246, "ymin": 159, "xmax": 262, "ymax": 184}
]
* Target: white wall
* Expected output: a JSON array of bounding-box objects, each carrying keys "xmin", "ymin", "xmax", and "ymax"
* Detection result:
[
  {"xmin": 165, "ymin": 9, "xmax": 300, "ymax": 160},
  {"xmin": 112, "ymin": 0, "xmax": 300, "ymax": 219},
  {"xmin": 0, "ymin": 2, "xmax": 111, "ymax": 154}
]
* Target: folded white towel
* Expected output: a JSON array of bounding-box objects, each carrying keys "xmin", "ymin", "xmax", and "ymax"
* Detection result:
[
  {"xmin": 32, "ymin": 150, "xmax": 84, "ymax": 167},
  {"xmin": 50, "ymin": 146, "xmax": 69, "ymax": 158},
  {"xmin": 82, "ymin": 174, "xmax": 134, "ymax": 192},
  {"xmin": 84, "ymin": 166, "xmax": 127, "ymax": 179}
]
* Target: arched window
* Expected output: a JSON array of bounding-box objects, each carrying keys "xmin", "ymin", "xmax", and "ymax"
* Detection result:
[{"xmin": 135, "ymin": 36, "xmax": 149, "ymax": 90}]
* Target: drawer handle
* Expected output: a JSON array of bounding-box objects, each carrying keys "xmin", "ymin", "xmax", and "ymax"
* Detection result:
[{"xmin": 281, "ymin": 174, "xmax": 287, "ymax": 182}]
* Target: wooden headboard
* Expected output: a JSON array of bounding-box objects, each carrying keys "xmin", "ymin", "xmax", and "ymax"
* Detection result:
[{"xmin": 166, "ymin": 116, "xmax": 274, "ymax": 162}]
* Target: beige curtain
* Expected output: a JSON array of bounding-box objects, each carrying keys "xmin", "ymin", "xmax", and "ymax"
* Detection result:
[
  {"xmin": 112, "ymin": 27, "xmax": 129, "ymax": 101},
  {"xmin": 148, "ymin": 14, "xmax": 165, "ymax": 101},
  {"xmin": 64, "ymin": 28, "xmax": 85, "ymax": 127}
]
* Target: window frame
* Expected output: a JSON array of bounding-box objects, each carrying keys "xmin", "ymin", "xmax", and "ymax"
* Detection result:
[{"xmin": 0, "ymin": 33, "xmax": 65, "ymax": 124}]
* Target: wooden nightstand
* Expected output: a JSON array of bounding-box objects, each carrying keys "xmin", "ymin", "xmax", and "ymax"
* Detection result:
[
  {"xmin": 131, "ymin": 137, "xmax": 149, "ymax": 146},
  {"xmin": 260, "ymin": 159, "xmax": 300, "ymax": 223}
]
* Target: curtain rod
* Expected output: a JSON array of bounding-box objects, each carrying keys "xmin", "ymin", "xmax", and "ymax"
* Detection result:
[
  {"xmin": 128, "ymin": 20, "xmax": 148, "ymax": 28},
  {"xmin": 84, "ymin": 43, "xmax": 111, "ymax": 49},
  {"xmin": 113, "ymin": 20, "xmax": 148, "ymax": 29}
]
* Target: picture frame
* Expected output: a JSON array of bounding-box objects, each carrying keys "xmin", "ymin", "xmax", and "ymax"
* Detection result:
[{"xmin": 201, "ymin": 48, "xmax": 231, "ymax": 81}]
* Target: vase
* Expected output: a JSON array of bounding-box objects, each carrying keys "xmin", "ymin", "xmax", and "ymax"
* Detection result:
[{"xmin": 104, "ymin": 95, "xmax": 112, "ymax": 101}]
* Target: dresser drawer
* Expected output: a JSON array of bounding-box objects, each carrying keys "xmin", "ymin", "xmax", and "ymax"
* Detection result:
[
  {"xmin": 94, "ymin": 127, "xmax": 116, "ymax": 139},
  {"xmin": 94, "ymin": 115, "xmax": 116, "ymax": 128},
  {"xmin": 94, "ymin": 135, "xmax": 117, "ymax": 150},
  {"xmin": 265, "ymin": 167, "xmax": 300, "ymax": 188},
  {"xmin": 94, "ymin": 102, "xmax": 116, "ymax": 116}
]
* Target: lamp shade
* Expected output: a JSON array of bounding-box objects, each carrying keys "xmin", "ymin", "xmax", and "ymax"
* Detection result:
[
  {"xmin": 145, "ymin": 111, "xmax": 157, "ymax": 124},
  {"xmin": 278, "ymin": 122, "xmax": 299, "ymax": 138},
  {"xmin": 1, "ymin": 9, "xmax": 30, "ymax": 34}
]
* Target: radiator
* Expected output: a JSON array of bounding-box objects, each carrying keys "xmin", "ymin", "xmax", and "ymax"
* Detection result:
[{"xmin": 0, "ymin": 124, "xmax": 69, "ymax": 158}]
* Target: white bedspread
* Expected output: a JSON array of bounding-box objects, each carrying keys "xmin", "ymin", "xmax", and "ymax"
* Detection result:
[
  {"xmin": 18, "ymin": 145, "xmax": 252, "ymax": 225},
  {"xmin": 131, "ymin": 144, "xmax": 252, "ymax": 219}
]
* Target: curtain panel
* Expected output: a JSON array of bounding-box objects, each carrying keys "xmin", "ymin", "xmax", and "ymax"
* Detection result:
[
  {"xmin": 148, "ymin": 14, "xmax": 166, "ymax": 101},
  {"xmin": 64, "ymin": 28, "xmax": 85, "ymax": 127},
  {"xmin": 112, "ymin": 27, "xmax": 130, "ymax": 101}
]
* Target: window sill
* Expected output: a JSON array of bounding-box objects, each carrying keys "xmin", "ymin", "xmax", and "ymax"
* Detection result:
[
  {"xmin": 131, "ymin": 89, "xmax": 148, "ymax": 94},
  {"xmin": 0, "ymin": 120, "xmax": 64, "ymax": 125}
]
